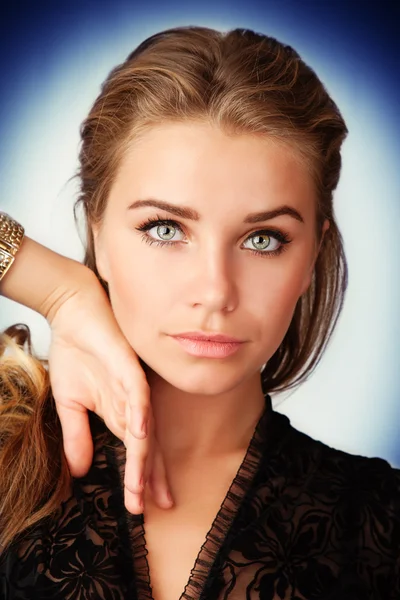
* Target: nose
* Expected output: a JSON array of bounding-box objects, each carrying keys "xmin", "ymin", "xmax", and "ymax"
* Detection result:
[{"xmin": 188, "ymin": 247, "xmax": 238, "ymax": 312}]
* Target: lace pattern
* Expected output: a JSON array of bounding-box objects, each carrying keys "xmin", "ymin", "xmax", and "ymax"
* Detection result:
[{"xmin": 1, "ymin": 393, "xmax": 399, "ymax": 600}]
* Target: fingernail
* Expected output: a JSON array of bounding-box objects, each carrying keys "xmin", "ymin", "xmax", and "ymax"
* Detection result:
[
  {"xmin": 140, "ymin": 419, "xmax": 148, "ymax": 436},
  {"xmin": 166, "ymin": 491, "xmax": 174, "ymax": 506}
]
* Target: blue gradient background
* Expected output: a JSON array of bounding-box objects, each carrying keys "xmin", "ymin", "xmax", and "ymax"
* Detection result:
[{"xmin": 0, "ymin": 0, "xmax": 399, "ymax": 465}]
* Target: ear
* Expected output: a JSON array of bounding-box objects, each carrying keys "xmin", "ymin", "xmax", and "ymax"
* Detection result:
[
  {"xmin": 300, "ymin": 219, "xmax": 330, "ymax": 296},
  {"xmin": 92, "ymin": 224, "xmax": 110, "ymax": 283}
]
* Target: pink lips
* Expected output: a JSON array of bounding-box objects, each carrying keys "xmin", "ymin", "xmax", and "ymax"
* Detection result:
[
  {"xmin": 171, "ymin": 333, "xmax": 244, "ymax": 358},
  {"xmin": 173, "ymin": 331, "xmax": 242, "ymax": 343}
]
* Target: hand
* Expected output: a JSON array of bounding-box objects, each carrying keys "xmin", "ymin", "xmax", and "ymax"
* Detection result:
[{"xmin": 47, "ymin": 275, "xmax": 173, "ymax": 513}]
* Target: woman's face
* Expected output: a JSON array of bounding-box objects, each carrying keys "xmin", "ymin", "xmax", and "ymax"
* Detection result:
[{"xmin": 93, "ymin": 121, "xmax": 329, "ymax": 396}]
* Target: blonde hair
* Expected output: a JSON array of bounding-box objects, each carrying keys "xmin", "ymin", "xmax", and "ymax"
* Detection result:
[{"xmin": 0, "ymin": 25, "xmax": 348, "ymax": 550}]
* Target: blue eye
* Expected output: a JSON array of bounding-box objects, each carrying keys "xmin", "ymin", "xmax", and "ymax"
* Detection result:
[{"xmin": 135, "ymin": 214, "xmax": 293, "ymax": 258}]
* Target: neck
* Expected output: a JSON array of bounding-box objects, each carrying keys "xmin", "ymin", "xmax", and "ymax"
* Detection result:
[{"xmin": 146, "ymin": 369, "xmax": 267, "ymax": 466}]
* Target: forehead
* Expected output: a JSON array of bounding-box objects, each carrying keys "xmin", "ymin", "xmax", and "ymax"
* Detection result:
[{"xmin": 110, "ymin": 121, "xmax": 317, "ymax": 215}]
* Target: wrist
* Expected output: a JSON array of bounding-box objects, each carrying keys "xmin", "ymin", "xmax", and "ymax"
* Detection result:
[
  {"xmin": 0, "ymin": 234, "xmax": 99, "ymax": 323},
  {"xmin": 44, "ymin": 264, "xmax": 102, "ymax": 326}
]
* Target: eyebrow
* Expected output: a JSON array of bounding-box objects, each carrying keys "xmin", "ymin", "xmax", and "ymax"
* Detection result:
[{"xmin": 127, "ymin": 198, "xmax": 305, "ymax": 224}]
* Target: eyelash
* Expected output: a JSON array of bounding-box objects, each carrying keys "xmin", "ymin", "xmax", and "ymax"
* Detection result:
[{"xmin": 134, "ymin": 214, "xmax": 293, "ymax": 258}]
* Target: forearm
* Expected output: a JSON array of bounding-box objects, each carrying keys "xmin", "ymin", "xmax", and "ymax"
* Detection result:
[{"xmin": 0, "ymin": 235, "xmax": 96, "ymax": 323}]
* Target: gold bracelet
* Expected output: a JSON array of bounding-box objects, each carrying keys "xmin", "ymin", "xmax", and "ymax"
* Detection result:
[{"xmin": 0, "ymin": 212, "xmax": 25, "ymax": 282}]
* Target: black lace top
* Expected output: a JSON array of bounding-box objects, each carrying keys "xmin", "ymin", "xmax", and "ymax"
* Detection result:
[{"xmin": 1, "ymin": 393, "xmax": 399, "ymax": 599}]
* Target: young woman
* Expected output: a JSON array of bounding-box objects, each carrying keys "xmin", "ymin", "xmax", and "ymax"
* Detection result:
[{"xmin": 0, "ymin": 25, "xmax": 399, "ymax": 600}]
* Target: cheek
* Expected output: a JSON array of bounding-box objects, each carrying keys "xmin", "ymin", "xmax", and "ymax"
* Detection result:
[
  {"xmin": 104, "ymin": 254, "xmax": 157, "ymax": 337},
  {"xmin": 258, "ymin": 252, "xmax": 309, "ymax": 306},
  {"xmin": 254, "ymin": 262, "xmax": 309, "ymax": 350}
]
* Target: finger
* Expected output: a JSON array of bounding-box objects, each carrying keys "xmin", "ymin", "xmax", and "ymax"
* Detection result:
[
  {"xmin": 148, "ymin": 445, "xmax": 174, "ymax": 510},
  {"xmin": 123, "ymin": 414, "xmax": 149, "ymax": 514},
  {"xmin": 124, "ymin": 483, "xmax": 144, "ymax": 515},
  {"xmin": 57, "ymin": 404, "xmax": 93, "ymax": 477},
  {"xmin": 121, "ymin": 369, "xmax": 150, "ymax": 440}
]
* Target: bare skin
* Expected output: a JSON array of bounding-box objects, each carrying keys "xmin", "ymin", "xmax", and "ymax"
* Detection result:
[{"xmin": 143, "ymin": 451, "xmax": 247, "ymax": 600}]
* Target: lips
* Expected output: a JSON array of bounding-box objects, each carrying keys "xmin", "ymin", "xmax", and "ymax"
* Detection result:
[
  {"xmin": 172, "ymin": 331, "xmax": 243, "ymax": 343},
  {"xmin": 172, "ymin": 336, "xmax": 243, "ymax": 358}
]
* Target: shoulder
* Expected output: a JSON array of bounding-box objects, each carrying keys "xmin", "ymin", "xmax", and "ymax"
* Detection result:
[
  {"xmin": 249, "ymin": 411, "xmax": 400, "ymax": 597},
  {"xmin": 258, "ymin": 410, "xmax": 400, "ymax": 558},
  {"xmin": 272, "ymin": 409, "xmax": 398, "ymax": 473},
  {"xmin": 273, "ymin": 411, "xmax": 400, "ymax": 503},
  {"xmin": 292, "ymin": 416, "xmax": 399, "ymax": 482},
  {"xmin": 265, "ymin": 412, "xmax": 400, "ymax": 569}
]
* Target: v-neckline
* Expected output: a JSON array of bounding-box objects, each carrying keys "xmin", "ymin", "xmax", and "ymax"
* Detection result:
[{"xmin": 111, "ymin": 394, "xmax": 272, "ymax": 600}]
